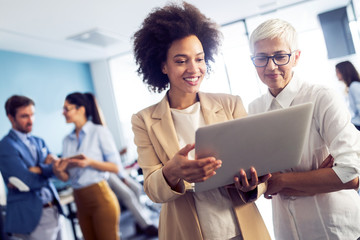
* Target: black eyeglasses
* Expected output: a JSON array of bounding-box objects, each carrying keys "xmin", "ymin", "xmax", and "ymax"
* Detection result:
[
  {"xmin": 251, "ymin": 51, "xmax": 295, "ymax": 67},
  {"xmin": 62, "ymin": 105, "xmax": 77, "ymax": 113}
]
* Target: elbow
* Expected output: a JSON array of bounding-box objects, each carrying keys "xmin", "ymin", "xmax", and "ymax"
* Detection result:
[
  {"xmin": 344, "ymin": 177, "xmax": 359, "ymax": 190},
  {"xmin": 57, "ymin": 174, "xmax": 69, "ymax": 182}
]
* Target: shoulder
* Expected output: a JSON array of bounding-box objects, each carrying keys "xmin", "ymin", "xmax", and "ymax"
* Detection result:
[
  {"xmin": 0, "ymin": 135, "xmax": 18, "ymax": 155},
  {"xmin": 0, "ymin": 134, "xmax": 10, "ymax": 145},
  {"xmin": 132, "ymin": 101, "xmax": 162, "ymax": 125},
  {"xmin": 0, "ymin": 132, "xmax": 16, "ymax": 147},
  {"xmin": 299, "ymin": 83, "xmax": 348, "ymax": 118},
  {"xmin": 63, "ymin": 132, "xmax": 72, "ymax": 141},
  {"xmin": 248, "ymin": 94, "xmax": 267, "ymax": 114},
  {"xmin": 349, "ymin": 81, "xmax": 360, "ymax": 92},
  {"xmin": 199, "ymin": 92, "xmax": 246, "ymax": 119},
  {"xmin": 84, "ymin": 122, "xmax": 110, "ymax": 137},
  {"xmin": 307, "ymin": 83, "xmax": 338, "ymax": 103},
  {"xmin": 199, "ymin": 92, "xmax": 243, "ymax": 110},
  {"xmin": 134, "ymin": 101, "xmax": 160, "ymax": 117},
  {"xmin": 200, "ymin": 92, "xmax": 240, "ymax": 102},
  {"xmin": 0, "ymin": 137, "xmax": 11, "ymax": 150},
  {"xmin": 32, "ymin": 136, "xmax": 46, "ymax": 145}
]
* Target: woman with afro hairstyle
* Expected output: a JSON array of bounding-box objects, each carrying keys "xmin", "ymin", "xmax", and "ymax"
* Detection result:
[{"xmin": 131, "ymin": 2, "xmax": 271, "ymax": 240}]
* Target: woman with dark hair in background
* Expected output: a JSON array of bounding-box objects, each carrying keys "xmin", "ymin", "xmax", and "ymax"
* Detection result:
[
  {"xmin": 131, "ymin": 2, "xmax": 271, "ymax": 240},
  {"xmin": 53, "ymin": 92, "xmax": 120, "ymax": 240},
  {"xmin": 336, "ymin": 61, "xmax": 360, "ymax": 130}
]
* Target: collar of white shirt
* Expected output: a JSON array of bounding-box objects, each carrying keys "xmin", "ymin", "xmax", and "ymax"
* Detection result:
[
  {"xmin": 68, "ymin": 121, "xmax": 93, "ymax": 140},
  {"xmin": 265, "ymin": 72, "xmax": 302, "ymax": 111}
]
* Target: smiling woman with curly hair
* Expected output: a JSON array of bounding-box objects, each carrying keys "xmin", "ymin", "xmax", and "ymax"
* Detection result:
[
  {"xmin": 131, "ymin": 2, "xmax": 271, "ymax": 240},
  {"xmin": 133, "ymin": 2, "xmax": 220, "ymax": 93}
]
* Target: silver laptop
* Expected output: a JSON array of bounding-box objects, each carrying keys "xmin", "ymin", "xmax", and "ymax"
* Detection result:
[{"xmin": 194, "ymin": 102, "xmax": 314, "ymax": 192}]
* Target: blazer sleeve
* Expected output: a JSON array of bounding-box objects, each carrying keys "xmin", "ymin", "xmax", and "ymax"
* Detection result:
[
  {"xmin": 0, "ymin": 140, "xmax": 49, "ymax": 190},
  {"xmin": 132, "ymin": 113, "xmax": 185, "ymax": 203}
]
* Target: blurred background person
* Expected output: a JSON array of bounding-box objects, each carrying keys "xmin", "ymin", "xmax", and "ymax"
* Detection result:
[
  {"xmin": 0, "ymin": 95, "xmax": 63, "ymax": 240},
  {"xmin": 53, "ymin": 92, "xmax": 120, "ymax": 240},
  {"xmin": 108, "ymin": 171, "xmax": 158, "ymax": 238},
  {"xmin": 336, "ymin": 61, "xmax": 360, "ymax": 130}
]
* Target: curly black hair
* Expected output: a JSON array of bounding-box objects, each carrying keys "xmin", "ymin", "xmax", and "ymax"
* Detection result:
[{"xmin": 133, "ymin": 2, "xmax": 222, "ymax": 93}]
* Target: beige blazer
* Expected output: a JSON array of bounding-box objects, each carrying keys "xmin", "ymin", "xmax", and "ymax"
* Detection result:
[{"xmin": 132, "ymin": 92, "xmax": 271, "ymax": 240}]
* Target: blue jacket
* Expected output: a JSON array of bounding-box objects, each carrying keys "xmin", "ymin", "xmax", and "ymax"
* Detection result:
[{"xmin": 0, "ymin": 130, "xmax": 62, "ymax": 234}]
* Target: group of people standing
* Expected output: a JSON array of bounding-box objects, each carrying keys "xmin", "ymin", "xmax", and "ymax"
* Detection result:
[
  {"xmin": 1, "ymin": 1, "xmax": 360, "ymax": 240},
  {"xmin": 0, "ymin": 93, "xmax": 157, "ymax": 240}
]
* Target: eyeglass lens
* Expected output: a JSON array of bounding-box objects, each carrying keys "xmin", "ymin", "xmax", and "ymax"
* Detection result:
[{"xmin": 252, "ymin": 54, "xmax": 291, "ymax": 67}]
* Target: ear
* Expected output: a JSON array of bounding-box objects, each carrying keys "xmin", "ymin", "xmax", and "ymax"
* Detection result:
[
  {"xmin": 293, "ymin": 50, "xmax": 301, "ymax": 67},
  {"xmin": 7, "ymin": 114, "xmax": 15, "ymax": 125},
  {"xmin": 78, "ymin": 106, "xmax": 86, "ymax": 116},
  {"xmin": 161, "ymin": 62, "xmax": 168, "ymax": 75}
]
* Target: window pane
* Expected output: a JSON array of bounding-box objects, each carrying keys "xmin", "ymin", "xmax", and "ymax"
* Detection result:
[{"xmin": 109, "ymin": 54, "xmax": 165, "ymax": 164}]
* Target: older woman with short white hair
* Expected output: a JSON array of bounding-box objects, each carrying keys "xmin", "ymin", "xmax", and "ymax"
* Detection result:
[{"xmin": 248, "ymin": 19, "xmax": 360, "ymax": 240}]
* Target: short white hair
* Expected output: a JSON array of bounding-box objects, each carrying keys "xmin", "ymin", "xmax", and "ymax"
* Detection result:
[{"xmin": 249, "ymin": 19, "xmax": 298, "ymax": 55}]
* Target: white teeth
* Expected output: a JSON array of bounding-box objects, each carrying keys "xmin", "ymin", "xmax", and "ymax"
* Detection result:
[{"xmin": 184, "ymin": 77, "xmax": 198, "ymax": 82}]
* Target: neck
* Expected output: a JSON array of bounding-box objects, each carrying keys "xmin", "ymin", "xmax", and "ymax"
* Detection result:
[
  {"xmin": 168, "ymin": 91, "xmax": 198, "ymax": 110},
  {"xmin": 74, "ymin": 118, "xmax": 87, "ymax": 136},
  {"xmin": 269, "ymin": 88, "xmax": 282, "ymax": 97}
]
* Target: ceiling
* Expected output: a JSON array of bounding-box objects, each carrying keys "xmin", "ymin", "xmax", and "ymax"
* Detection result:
[{"xmin": 0, "ymin": 0, "xmax": 350, "ymax": 62}]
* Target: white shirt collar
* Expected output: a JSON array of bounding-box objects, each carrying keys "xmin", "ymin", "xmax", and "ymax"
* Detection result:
[
  {"xmin": 68, "ymin": 121, "xmax": 93, "ymax": 139},
  {"xmin": 265, "ymin": 72, "xmax": 302, "ymax": 111},
  {"xmin": 12, "ymin": 128, "xmax": 31, "ymax": 142}
]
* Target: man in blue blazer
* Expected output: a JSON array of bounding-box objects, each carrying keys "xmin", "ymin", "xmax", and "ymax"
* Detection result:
[{"xmin": 0, "ymin": 95, "xmax": 63, "ymax": 240}]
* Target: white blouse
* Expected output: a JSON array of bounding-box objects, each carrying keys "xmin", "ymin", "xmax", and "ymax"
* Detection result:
[
  {"xmin": 249, "ymin": 73, "xmax": 360, "ymax": 240},
  {"xmin": 171, "ymin": 102, "xmax": 241, "ymax": 240}
]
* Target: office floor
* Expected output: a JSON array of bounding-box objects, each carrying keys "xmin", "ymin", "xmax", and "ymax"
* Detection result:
[{"xmin": 120, "ymin": 210, "xmax": 159, "ymax": 240}]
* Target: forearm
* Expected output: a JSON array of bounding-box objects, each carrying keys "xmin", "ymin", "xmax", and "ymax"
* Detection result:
[
  {"xmin": 162, "ymin": 161, "xmax": 181, "ymax": 189},
  {"xmin": 54, "ymin": 170, "xmax": 69, "ymax": 181},
  {"xmin": 89, "ymin": 160, "xmax": 119, "ymax": 173},
  {"xmin": 143, "ymin": 167, "xmax": 185, "ymax": 203},
  {"xmin": 39, "ymin": 164, "xmax": 54, "ymax": 177},
  {"xmin": 280, "ymin": 168, "xmax": 359, "ymax": 194}
]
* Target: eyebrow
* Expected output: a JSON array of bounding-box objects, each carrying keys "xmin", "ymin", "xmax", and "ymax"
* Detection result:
[{"xmin": 173, "ymin": 52, "xmax": 204, "ymax": 58}]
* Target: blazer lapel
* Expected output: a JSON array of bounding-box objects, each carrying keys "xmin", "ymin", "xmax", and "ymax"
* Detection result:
[
  {"xmin": 31, "ymin": 137, "xmax": 42, "ymax": 164},
  {"xmin": 8, "ymin": 130, "xmax": 35, "ymax": 167},
  {"xmin": 150, "ymin": 92, "xmax": 230, "ymax": 160},
  {"xmin": 198, "ymin": 92, "xmax": 228, "ymax": 125},
  {"xmin": 151, "ymin": 94, "xmax": 180, "ymax": 161}
]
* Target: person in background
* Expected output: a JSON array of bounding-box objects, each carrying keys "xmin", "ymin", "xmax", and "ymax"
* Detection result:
[
  {"xmin": 335, "ymin": 60, "xmax": 360, "ymax": 130},
  {"xmin": 53, "ymin": 92, "xmax": 120, "ymax": 240},
  {"xmin": 131, "ymin": 2, "xmax": 271, "ymax": 240},
  {"xmin": 248, "ymin": 18, "xmax": 360, "ymax": 240},
  {"xmin": 0, "ymin": 95, "xmax": 63, "ymax": 240},
  {"xmin": 108, "ymin": 171, "xmax": 158, "ymax": 237}
]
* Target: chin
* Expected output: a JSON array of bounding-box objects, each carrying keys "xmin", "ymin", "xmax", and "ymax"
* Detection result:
[{"xmin": 22, "ymin": 128, "xmax": 32, "ymax": 134}]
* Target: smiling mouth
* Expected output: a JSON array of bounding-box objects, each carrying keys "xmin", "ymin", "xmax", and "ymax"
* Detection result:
[
  {"xmin": 266, "ymin": 74, "xmax": 279, "ymax": 78},
  {"xmin": 184, "ymin": 77, "xmax": 199, "ymax": 82}
]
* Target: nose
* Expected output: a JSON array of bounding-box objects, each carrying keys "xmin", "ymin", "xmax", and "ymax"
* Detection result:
[
  {"xmin": 187, "ymin": 60, "xmax": 199, "ymax": 73},
  {"xmin": 28, "ymin": 116, "xmax": 34, "ymax": 125},
  {"xmin": 266, "ymin": 58, "xmax": 277, "ymax": 70}
]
